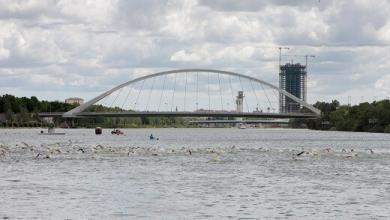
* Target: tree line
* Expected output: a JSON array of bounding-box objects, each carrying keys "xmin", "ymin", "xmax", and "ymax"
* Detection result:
[
  {"xmin": 0, "ymin": 94, "xmax": 190, "ymax": 128},
  {"xmin": 1, "ymin": 94, "xmax": 390, "ymax": 132},
  {"xmin": 302, "ymin": 99, "xmax": 390, "ymax": 133}
]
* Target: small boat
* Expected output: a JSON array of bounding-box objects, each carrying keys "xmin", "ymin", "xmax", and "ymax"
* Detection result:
[
  {"xmin": 39, "ymin": 127, "xmax": 65, "ymax": 135},
  {"xmin": 238, "ymin": 123, "xmax": 247, "ymax": 129},
  {"xmin": 111, "ymin": 129, "xmax": 124, "ymax": 135},
  {"xmin": 149, "ymin": 134, "xmax": 159, "ymax": 140},
  {"xmin": 95, "ymin": 127, "xmax": 102, "ymax": 135},
  {"xmin": 40, "ymin": 132, "xmax": 66, "ymax": 135}
]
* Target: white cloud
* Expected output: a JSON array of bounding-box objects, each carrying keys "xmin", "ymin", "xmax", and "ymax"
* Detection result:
[
  {"xmin": 171, "ymin": 49, "xmax": 203, "ymax": 62},
  {"xmin": 375, "ymin": 75, "xmax": 390, "ymax": 92},
  {"xmin": 378, "ymin": 22, "xmax": 390, "ymax": 43},
  {"xmin": 0, "ymin": 0, "xmax": 389, "ymax": 104}
]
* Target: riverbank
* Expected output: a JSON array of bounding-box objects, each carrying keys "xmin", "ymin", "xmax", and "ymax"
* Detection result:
[{"xmin": 306, "ymin": 99, "xmax": 390, "ymax": 133}]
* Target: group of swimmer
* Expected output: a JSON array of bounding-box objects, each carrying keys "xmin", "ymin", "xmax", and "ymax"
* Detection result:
[
  {"xmin": 293, "ymin": 147, "xmax": 375, "ymax": 160},
  {"xmin": 0, "ymin": 140, "xmax": 380, "ymax": 161},
  {"xmin": 0, "ymin": 144, "xmax": 9, "ymax": 156}
]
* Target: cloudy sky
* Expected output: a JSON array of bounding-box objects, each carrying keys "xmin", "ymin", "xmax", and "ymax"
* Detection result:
[{"xmin": 0, "ymin": 0, "xmax": 390, "ymax": 105}]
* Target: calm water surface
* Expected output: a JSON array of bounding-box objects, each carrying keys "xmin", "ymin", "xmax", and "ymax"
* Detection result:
[{"xmin": 1, "ymin": 128, "xmax": 390, "ymax": 219}]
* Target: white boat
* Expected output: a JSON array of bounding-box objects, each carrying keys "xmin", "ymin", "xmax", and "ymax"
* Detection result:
[
  {"xmin": 39, "ymin": 132, "xmax": 66, "ymax": 135},
  {"xmin": 238, "ymin": 123, "xmax": 246, "ymax": 129},
  {"xmin": 39, "ymin": 127, "xmax": 66, "ymax": 135}
]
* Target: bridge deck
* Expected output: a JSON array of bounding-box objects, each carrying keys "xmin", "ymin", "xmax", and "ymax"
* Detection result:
[
  {"xmin": 39, "ymin": 111, "xmax": 319, "ymax": 119},
  {"xmin": 189, "ymin": 119, "xmax": 290, "ymax": 124}
]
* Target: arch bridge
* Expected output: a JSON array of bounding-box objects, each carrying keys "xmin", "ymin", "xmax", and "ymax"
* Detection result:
[{"xmin": 39, "ymin": 69, "xmax": 321, "ymax": 119}]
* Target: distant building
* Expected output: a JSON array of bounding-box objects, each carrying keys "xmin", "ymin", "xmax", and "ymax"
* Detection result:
[
  {"xmin": 236, "ymin": 91, "xmax": 244, "ymax": 113},
  {"xmin": 65, "ymin": 97, "xmax": 84, "ymax": 105},
  {"xmin": 279, "ymin": 63, "xmax": 307, "ymax": 113}
]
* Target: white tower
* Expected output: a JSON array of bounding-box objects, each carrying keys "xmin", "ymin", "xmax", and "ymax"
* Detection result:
[{"xmin": 236, "ymin": 91, "xmax": 244, "ymax": 112}]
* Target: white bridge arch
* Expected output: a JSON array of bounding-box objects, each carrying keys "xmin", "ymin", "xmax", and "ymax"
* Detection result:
[{"xmin": 63, "ymin": 69, "xmax": 321, "ymax": 117}]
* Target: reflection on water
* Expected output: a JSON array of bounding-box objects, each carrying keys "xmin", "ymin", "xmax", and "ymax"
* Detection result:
[{"xmin": 1, "ymin": 128, "xmax": 390, "ymax": 219}]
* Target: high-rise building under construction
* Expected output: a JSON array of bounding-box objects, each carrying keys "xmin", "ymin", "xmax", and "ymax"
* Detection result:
[{"xmin": 279, "ymin": 63, "xmax": 307, "ymax": 113}]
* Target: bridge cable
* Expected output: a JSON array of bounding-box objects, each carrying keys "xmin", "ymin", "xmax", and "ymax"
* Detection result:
[
  {"xmin": 196, "ymin": 72, "xmax": 199, "ymax": 110},
  {"xmin": 145, "ymin": 76, "xmax": 156, "ymax": 111},
  {"xmin": 121, "ymin": 87, "xmax": 133, "ymax": 110},
  {"xmin": 270, "ymin": 84, "xmax": 279, "ymax": 111},
  {"xmin": 259, "ymin": 83, "xmax": 274, "ymax": 112},
  {"xmin": 250, "ymin": 80, "xmax": 260, "ymax": 112},
  {"xmin": 271, "ymin": 86, "xmax": 279, "ymax": 99},
  {"xmin": 101, "ymin": 94, "xmax": 110, "ymax": 107},
  {"xmin": 170, "ymin": 73, "xmax": 177, "ymax": 111},
  {"xmin": 239, "ymin": 76, "xmax": 250, "ymax": 112},
  {"xmin": 207, "ymin": 72, "xmax": 211, "ymax": 111},
  {"xmin": 184, "ymin": 72, "xmax": 188, "ymax": 111},
  {"xmin": 134, "ymin": 79, "xmax": 146, "ymax": 110},
  {"xmin": 157, "ymin": 74, "xmax": 167, "ymax": 111},
  {"xmin": 110, "ymin": 88, "xmax": 123, "ymax": 108},
  {"xmin": 228, "ymin": 76, "xmax": 235, "ymax": 110},
  {"xmin": 217, "ymin": 73, "xmax": 224, "ymax": 111}
]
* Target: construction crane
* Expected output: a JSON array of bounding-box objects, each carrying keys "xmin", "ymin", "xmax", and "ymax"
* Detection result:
[
  {"xmin": 277, "ymin": 47, "xmax": 291, "ymax": 68},
  {"xmin": 282, "ymin": 54, "xmax": 315, "ymax": 67},
  {"xmin": 254, "ymin": 46, "xmax": 290, "ymax": 71}
]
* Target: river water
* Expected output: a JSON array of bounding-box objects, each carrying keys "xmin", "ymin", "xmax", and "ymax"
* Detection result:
[{"xmin": 1, "ymin": 128, "xmax": 390, "ymax": 219}]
